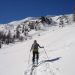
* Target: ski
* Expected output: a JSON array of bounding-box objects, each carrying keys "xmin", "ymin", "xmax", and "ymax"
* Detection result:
[{"xmin": 30, "ymin": 64, "xmax": 37, "ymax": 75}]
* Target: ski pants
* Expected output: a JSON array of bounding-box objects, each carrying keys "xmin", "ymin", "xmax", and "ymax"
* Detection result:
[{"xmin": 32, "ymin": 51, "xmax": 39, "ymax": 63}]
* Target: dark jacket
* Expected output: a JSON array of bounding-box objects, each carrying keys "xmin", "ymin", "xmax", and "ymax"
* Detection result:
[{"xmin": 31, "ymin": 43, "xmax": 42, "ymax": 52}]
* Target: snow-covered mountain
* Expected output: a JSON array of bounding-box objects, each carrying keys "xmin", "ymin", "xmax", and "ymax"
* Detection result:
[
  {"xmin": 0, "ymin": 14, "xmax": 73, "ymax": 31},
  {"xmin": 0, "ymin": 14, "xmax": 75, "ymax": 75},
  {"xmin": 0, "ymin": 21, "xmax": 75, "ymax": 75}
]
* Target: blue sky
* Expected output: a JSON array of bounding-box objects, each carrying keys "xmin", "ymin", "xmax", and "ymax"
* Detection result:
[{"xmin": 0, "ymin": 0, "xmax": 75, "ymax": 24}]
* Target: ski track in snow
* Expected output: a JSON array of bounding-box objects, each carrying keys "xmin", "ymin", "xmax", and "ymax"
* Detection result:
[{"xmin": 0, "ymin": 23, "xmax": 75, "ymax": 75}]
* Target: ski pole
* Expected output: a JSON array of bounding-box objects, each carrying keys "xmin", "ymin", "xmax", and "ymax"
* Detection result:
[
  {"xmin": 28, "ymin": 51, "xmax": 31, "ymax": 65},
  {"xmin": 44, "ymin": 48, "xmax": 58, "ymax": 74},
  {"xmin": 43, "ymin": 48, "xmax": 49, "ymax": 60}
]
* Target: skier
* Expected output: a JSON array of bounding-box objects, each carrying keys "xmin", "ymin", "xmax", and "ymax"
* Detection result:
[{"xmin": 30, "ymin": 40, "xmax": 44, "ymax": 65}]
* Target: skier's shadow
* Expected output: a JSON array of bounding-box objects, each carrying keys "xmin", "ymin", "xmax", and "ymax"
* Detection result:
[{"xmin": 38, "ymin": 57, "xmax": 61, "ymax": 66}]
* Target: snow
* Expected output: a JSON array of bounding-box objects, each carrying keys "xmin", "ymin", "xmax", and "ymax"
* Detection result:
[{"xmin": 0, "ymin": 15, "xmax": 75, "ymax": 75}]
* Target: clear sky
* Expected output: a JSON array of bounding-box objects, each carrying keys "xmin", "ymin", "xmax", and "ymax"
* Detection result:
[{"xmin": 0, "ymin": 0, "xmax": 75, "ymax": 24}]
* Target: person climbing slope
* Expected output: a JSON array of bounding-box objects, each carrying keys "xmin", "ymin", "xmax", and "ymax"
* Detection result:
[{"xmin": 30, "ymin": 40, "xmax": 44, "ymax": 65}]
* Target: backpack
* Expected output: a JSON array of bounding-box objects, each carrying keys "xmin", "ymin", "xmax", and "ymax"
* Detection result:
[{"xmin": 32, "ymin": 43, "xmax": 38, "ymax": 52}]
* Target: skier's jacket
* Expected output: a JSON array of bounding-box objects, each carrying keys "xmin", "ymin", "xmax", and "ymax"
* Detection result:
[{"xmin": 31, "ymin": 43, "xmax": 42, "ymax": 52}]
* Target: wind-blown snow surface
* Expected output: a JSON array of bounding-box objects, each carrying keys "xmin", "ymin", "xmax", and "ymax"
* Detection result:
[{"xmin": 0, "ymin": 23, "xmax": 75, "ymax": 75}]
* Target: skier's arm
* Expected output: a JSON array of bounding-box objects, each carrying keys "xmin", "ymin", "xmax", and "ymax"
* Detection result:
[{"xmin": 38, "ymin": 44, "xmax": 44, "ymax": 48}]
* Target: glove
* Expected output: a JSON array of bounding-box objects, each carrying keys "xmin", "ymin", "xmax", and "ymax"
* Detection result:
[{"xmin": 42, "ymin": 46, "xmax": 44, "ymax": 48}]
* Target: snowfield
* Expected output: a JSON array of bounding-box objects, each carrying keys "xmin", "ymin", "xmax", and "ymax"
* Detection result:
[{"xmin": 0, "ymin": 22, "xmax": 75, "ymax": 75}]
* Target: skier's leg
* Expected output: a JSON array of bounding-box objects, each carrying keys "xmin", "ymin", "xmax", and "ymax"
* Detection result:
[
  {"xmin": 36, "ymin": 52, "xmax": 39, "ymax": 64},
  {"xmin": 32, "ymin": 52, "xmax": 35, "ymax": 64}
]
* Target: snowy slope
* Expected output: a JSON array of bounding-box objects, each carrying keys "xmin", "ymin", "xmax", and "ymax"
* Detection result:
[{"xmin": 0, "ymin": 21, "xmax": 75, "ymax": 75}]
